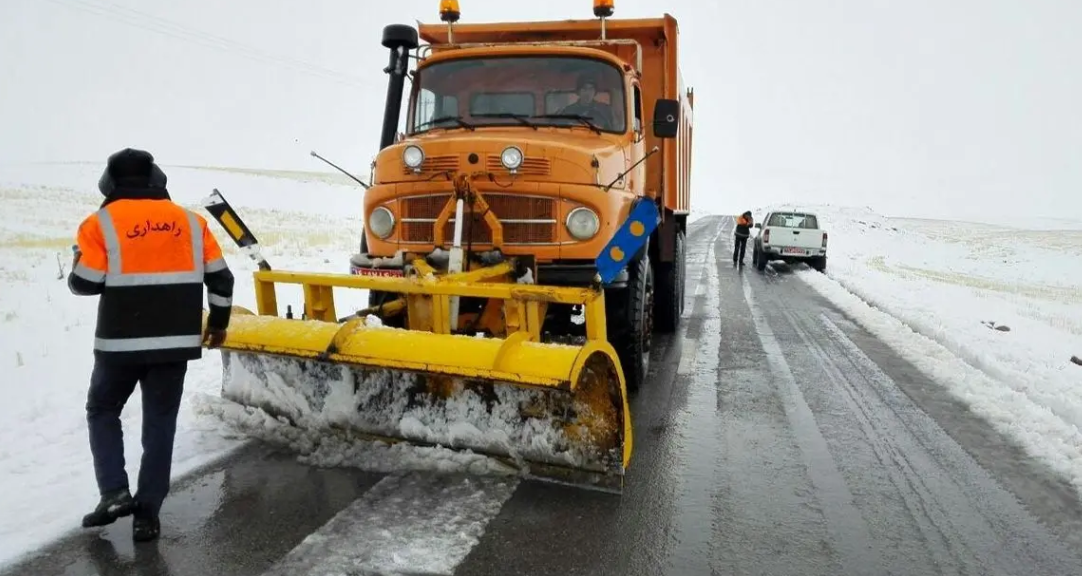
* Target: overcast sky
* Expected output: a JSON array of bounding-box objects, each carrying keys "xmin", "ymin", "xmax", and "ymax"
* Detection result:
[{"xmin": 1, "ymin": 0, "xmax": 1079, "ymax": 223}]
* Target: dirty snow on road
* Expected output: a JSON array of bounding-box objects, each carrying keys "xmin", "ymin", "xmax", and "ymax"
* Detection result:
[{"xmin": 752, "ymin": 204, "xmax": 1082, "ymax": 500}]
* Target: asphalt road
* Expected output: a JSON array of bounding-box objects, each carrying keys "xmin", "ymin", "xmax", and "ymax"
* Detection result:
[{"xmin": 7, "ymin": 216, "xmax": 1082, "ymax": 576}]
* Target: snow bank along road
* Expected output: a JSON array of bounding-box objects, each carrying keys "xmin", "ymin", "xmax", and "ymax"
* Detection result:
[{"xmin": 6, "ymin": 216, "xmax": 1082, "ymax": 576}]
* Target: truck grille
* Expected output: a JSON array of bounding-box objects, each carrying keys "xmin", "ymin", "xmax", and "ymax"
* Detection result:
[
  {"xmin": 399, "ymin": 194, "xmax": 557, "ymax": 245},
  {"xmin": 401, "ymin": 155, "xmax": 459, "ymax": 175},
  {"xmin": 484, "ymin": 155, "xmax": 551, "ymax": 176}
]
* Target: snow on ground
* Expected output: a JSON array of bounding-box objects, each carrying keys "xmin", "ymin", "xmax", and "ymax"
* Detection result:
[
  {"xmin": 752, "ymin": 203, "xmax": 1082, "ymax": 498},
  {"xmin": 0, "ymin": 161, "xmax": 422, "ymax": 568}
]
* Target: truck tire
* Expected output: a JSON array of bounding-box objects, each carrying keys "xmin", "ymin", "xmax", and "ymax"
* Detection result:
[
  {"xmin": 606, "ymin": 250, "xmax": 654, "ymax": 393},
  {"xmin": 811, "ymin": 256, "xmax": 827, "ymax": 273},
  {"xmin": 654, "ymin": 229, "xmax": 685, "ymax": 333}
]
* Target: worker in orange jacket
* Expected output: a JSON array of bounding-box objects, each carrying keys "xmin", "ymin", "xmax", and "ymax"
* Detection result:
[
  {"xmin": 733, "ymin": 211, "xmax": 753, "ymax": 266},
  {"xmin": 68, "ymin": 148, "xmax": 235, "ymax": 542}
]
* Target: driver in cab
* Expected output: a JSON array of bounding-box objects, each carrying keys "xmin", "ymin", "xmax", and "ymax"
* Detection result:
[{"xmin": 557, "ymin": 75, "xmax": 612, "ymax": 130}]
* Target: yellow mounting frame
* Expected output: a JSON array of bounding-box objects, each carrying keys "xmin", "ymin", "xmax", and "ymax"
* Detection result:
[{"xmin": 252, "ymin": 260, "xmax": 608, "ymax": 343}]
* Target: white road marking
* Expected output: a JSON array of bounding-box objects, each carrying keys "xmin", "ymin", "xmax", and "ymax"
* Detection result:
[
  {"xmin": 678, "ymin": 217, "xmax": 727, "ymax": 375},
  {"xmin": 260, "ymin": 472, "xmax": 518, "ymax": 576}
]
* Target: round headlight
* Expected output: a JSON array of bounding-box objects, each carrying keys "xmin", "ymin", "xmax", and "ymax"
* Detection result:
[
  {"xmin": 566, "ymin": 207, "xmax": 600, "ymax": 240},
  {"xmin": 368, "ymin": 206, "xmax": 395, "ymax": 239},
  {"xmin": 402, "ymin": 145, "xmax": 424, "ymax": 170},
  {"xmin": 500, "ymin": 146, "xmax": 523, "ymax": 170}
]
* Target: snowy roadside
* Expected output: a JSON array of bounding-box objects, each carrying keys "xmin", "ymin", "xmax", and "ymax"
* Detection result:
[
  {"xmin": 754, "ymin": 204, "xmax": 1082, "ymax": 499},
  {"xmin": 0, "ymin": 163, "xmax": 375, "ymax": 567}
]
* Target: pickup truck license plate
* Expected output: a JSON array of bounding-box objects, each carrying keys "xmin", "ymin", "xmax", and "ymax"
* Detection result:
[{"xmin": 782, "ymin": 247, "xmax": 806, "ymax": 255}]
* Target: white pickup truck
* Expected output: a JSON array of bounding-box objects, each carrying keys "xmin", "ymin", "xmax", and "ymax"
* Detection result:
[{"xmin": 752, "ymin": 210, "xmax": 828, "ymax": 272}]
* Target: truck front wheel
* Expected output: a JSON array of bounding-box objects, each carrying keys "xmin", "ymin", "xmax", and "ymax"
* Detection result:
[
  {"xmin": 606, "ymin": 250, "xmax": 654, "ymax": 393},
  {"xmin": 654, "ymin": 229, "xmax": 685, "ymax": 333}
]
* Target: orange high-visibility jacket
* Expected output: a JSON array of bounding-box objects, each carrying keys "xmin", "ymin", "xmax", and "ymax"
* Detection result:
[{"xmin": 68, "ymin": 197, "xmax": 234, "ymax": 364}]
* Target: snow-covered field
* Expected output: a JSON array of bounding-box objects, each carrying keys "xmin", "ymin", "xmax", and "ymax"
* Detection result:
[
  {"xmin": 0, "ymin": 162, "xmax": 378, "ymax": 567},
  {"xmin": 754, "ymin": 204, "xmax": 1082, "ymax": 499}
]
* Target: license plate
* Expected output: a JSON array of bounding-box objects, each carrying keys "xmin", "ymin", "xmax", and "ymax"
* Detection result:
[
  {"xmin": 351, "ymin": 267, "xmax": 403, "ymax": 277},
  {"xmin": 782, "ymin": 247, "xmax": 806, "ymax": 255}
]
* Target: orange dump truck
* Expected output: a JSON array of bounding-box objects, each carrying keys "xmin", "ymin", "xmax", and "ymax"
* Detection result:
[
  {"xmin": 352, "ymin": 1, "xmax": 694, "ymax": 393},
  {"xmin": 197, "ymin": 0, "xmax": 696, "ymax": 492}
]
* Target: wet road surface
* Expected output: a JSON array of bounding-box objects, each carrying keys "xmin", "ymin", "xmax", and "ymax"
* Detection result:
[{"xmin": 6, "ymin": 216, "xmax": 1082, "ymax": 576}]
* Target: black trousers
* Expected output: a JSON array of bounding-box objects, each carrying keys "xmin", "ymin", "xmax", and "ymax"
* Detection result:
[
  {"xmin": 733, "ymin": 235, "xmax": 749, "ymax": 263},
  {"xmin": 86, "ymin": 358, "xmax": 187, "ymax": 518}
]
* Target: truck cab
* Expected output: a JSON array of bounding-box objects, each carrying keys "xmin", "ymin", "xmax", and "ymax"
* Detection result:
[{"xmin": 356, "ymin": 46, "xmax": 654, "ymax": 285}]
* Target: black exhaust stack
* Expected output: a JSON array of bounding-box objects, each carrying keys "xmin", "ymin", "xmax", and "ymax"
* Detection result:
[{"xmin": 380, "ymin": 24, "xmax": 420, "ymax": 150}]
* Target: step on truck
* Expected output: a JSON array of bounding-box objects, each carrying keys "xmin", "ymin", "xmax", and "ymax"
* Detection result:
[{"xmin": 199, "ymin": 0, "xmax": 694, "ymax": 494}]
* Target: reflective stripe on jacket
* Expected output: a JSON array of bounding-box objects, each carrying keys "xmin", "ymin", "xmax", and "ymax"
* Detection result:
[{"xmin": 68, "ymin": 197, "xmax": 235, "ymax": 364}]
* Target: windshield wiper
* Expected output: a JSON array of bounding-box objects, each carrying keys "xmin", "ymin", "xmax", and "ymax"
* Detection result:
[
  {"xmin": 471, "ymin": 112, "xmax": 538, "ymax": 129},
  {"xmin": 416, "ymin": 115, "xmax": 475, "ymax": 131},
  {"xmin": 533, "ymin": 114, "xmax": 603, "ymax": 134}
]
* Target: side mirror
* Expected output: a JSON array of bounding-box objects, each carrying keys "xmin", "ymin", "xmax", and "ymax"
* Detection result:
[
  {"xmin": 754, "ymin": 223, "xmax": 761, "ymax": 229},
  {"xmin": 652, "ymin": 99, "xmax": 680, "ymax": 138}
]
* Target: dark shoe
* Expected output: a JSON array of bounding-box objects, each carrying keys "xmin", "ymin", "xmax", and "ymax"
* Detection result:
[
  {"xmin": 132, "ymin": 516, "xmax": 160, "ymax": 542},
  {"xmin": 82, "ymin": 488, "xmax": 135, "ymax": 528}
]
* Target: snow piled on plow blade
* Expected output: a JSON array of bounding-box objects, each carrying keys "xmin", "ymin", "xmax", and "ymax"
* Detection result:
[{"xmin": 195, "ymin": 349, "xmax": 626, "ymax": 491}]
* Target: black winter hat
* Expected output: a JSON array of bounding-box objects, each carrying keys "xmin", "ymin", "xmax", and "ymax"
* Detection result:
[{"xmin": 98, "ymin": 148, "xmax": 168, "ymax": 196}]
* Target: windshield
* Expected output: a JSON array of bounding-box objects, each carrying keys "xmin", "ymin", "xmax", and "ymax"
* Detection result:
[{"xmin": 408, "ymin": 55, "xmax": 627, "ymax": 134}]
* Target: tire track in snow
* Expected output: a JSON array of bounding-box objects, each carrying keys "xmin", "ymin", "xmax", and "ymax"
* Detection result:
[
  {"xmin": 772, "ymin": 301, "xmax": 969, "ymax": 575},
  {"xmin": 739, "ymin": 271, "xmax": 881, "ymax": 576},
  {"xmin": 811, "ymin": 311, "xmax": 1082, "ymax": 575}
]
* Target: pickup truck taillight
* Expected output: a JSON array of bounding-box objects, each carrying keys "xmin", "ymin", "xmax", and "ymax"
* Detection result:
[
  {"xmin": 763, "ymin": 229, "xmax": 770, "ymax": 243},
  {"xmin": 822, "ymin": 232, "xmax": 828, "ymax": 248}
]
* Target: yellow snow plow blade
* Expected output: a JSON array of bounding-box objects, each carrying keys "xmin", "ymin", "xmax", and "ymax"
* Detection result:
[{"xmin": 202, "ymin": 262, "xmax": 633, "ymax": 493}]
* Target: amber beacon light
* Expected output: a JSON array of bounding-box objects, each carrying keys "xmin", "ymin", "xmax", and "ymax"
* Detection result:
[
  {"xmin": 440, "ymin": 0, "xmax": 461, "ymax": 22},
  {"xmin": 439, "ymin": 0, "xmax": 460, "ymax": 42},
  {"xmin": 593, "ymin": 0, "xmax": 613, "ymax": 39}
]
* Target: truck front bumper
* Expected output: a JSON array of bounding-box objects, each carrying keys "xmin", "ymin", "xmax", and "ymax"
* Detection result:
[{"xmin": 349, "ymin": 250, "xmax": 628, "ymax": 288}]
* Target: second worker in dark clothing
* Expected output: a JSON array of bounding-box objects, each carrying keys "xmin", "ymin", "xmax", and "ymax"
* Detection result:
[
  {"xmin": 68, "ymin": 148, "xmax": 235, "ymax": 542},
  {"xmin": 733, "ymin": 211, "xmax": 753, "ymax": 266}
]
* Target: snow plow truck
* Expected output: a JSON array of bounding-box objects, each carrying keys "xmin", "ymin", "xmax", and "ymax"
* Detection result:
[{"xmin": 200, "ymin": 0, "xmax": 693, "ymax": 493}]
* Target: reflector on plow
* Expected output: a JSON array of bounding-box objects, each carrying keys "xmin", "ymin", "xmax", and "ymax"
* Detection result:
[{"xmin": 200, "ymin": 189, "xmax": 646, "ymax": 493}]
